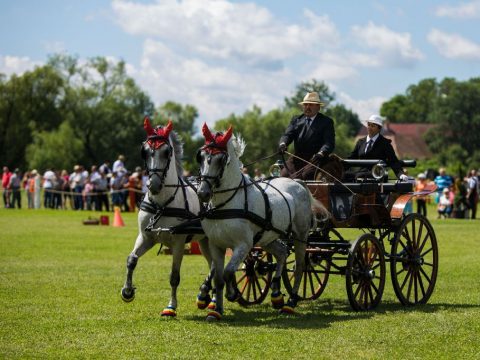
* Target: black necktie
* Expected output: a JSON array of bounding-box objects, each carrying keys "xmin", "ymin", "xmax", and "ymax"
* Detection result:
[
  {"xmin": 306, "ymin": 118, "xmax": 312, "ymax": 128},
  {"xmin": 365, "ymin": 139, "xmax": 373, "ymax": 153}
]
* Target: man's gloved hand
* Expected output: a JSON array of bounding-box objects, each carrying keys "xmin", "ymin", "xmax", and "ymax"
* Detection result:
[
  {"xmin": 399, "ymin": 174, "xmax": 409, "ymax": 182},
  {"xmin": 278, "ymin": 142, "xmax": 287, "ymax": 153},
  {"xmin": 311, "ymin": 151, "xmax": 326, "ymax": 163}
]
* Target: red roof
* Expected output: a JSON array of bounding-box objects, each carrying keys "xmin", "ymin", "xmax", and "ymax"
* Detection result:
[{"xmin": 355, "ymin": 122, "xmax": 435, "ymax": 159}]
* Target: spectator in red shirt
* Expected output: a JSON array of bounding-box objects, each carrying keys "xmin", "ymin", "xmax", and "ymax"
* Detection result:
[{"xmin": 2, "ymin": 166, "xmax": 12, "ymax": 208}]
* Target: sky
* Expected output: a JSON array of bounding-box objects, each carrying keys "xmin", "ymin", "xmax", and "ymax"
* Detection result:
[{"xmin": 1, "ymin": 0, "xmax": 479, "ymax": 126}]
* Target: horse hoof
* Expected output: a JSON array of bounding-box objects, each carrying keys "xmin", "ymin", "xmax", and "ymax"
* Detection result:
[
  {"xmin": 196, "ymin": 294, "xmax": 212, "ymax": 310},
  {"xmin": 206, "ymin": 310, "xmax": 222, "ymax": 321},
  {"xmin": 121, "ymin": 288, "xmax": 135, "ymax": 303},
  {"xmin": 279, "ymin": 305, "xmax": 296, "ymax": 315},
  {"xmin": 161, "ymin": 307, "xmax": 177, "ymax": 317},
  {"xmin": 271, "ymin": 292, "xmax": 284, "ymax": 309},
  {"xmin": 226, "ymin": 290, "xmax": 241, "ymax": 303},
  {"xmin": 207, "ymin": 298, "xmax": 216, "ymax": 310}
]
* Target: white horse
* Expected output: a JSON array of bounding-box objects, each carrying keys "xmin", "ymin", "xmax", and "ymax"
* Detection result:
[
  {"xmin": 121, "ymin": 117, "xmax": 213, "ymax": 317},
  {"xmin": 196, "ymin": 123, "xmax": 326, "ymax": 321}
]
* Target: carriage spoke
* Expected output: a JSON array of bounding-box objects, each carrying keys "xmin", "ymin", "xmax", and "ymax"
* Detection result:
[
  {"xmin": 236, "ymin": 272, "xmax": 247, "ymax": 284},
  {"xmin": 417, "ymin": 269, "xmax": 427, "ymax": 298},
  {"xmin": 418, "ymin": 232, "xmax": 430, "ymax": 254},
  {"xmin": 400, "ymin": 267, "xmax": 412, "ymax": 291},
  {"xmin": 419, "ymin": 266, "xmax": 433, "ymax": 286},
  {"xmin": 367, "ymin": 284, "xmax": 375, "ymax": 306},
  {"xmin": 308, "ymin": 270, "xmax": 316, "ymax": 295},
  {"xmin": 414, "ymin": 269, "xmax": 419, "ymax": 303},
  {"xmin": 354, "ymin": 281, "xmax": 362, "ymax": 298},
  {"xmin": 416, "ymin": 221, "xmax": 425, "ymax": 249},
  {"xmin": 411, "ymin": 219, "xmax": 417, "ymax": 250},
  {"xmin": 420, "ymin": 247, "xmax": 433, "ymax": 258},
  {"xmin": 406, "ymin": 268, "xmax": 414, "ymax": 301}
]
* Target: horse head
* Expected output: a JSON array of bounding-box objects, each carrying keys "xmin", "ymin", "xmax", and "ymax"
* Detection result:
[
  {"xmin": 141, "ymin": 116, "xmax": 174, "ymax": 195},
  {"xmin": 196, "ymin": 123, "xmax": 233, "ymax": 202}
]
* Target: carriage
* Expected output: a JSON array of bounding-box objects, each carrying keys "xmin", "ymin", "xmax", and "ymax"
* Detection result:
[
  {"xmin": 234, "ymin": 158, "xmax": 439, "ymax": 311},
  {"xmin": 122, "ymin": 119, "xmax": 438, "ymax": 320}
]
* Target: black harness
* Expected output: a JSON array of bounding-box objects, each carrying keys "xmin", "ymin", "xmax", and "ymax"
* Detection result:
[
  {"xmin": 140, "ymin": 135, "xmax": 201, "ymax": 234},
  {"xmin": 201, "ymin": 175, "xmax": 293, "ymax": 244}
]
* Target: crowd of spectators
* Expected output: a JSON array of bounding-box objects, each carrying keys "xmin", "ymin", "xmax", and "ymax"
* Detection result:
[
  {"xmin": 1, "ymin": 155, "xmax": 147, "ymax": 212},
  {"xmin": 2, "ymin": 162, "xmax": 479, "ymax": 220},
  {"xmin": 412, "ymin": 167, "xmax": 479, "ymax": 220}
]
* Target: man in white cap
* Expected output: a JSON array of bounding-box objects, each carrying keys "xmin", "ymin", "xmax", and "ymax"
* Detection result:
[
  {"xmin": 348, "ymin": 114, "xmax": 407, "ymax": 181},
  {"xmin": 278, "ymin": 92, "xmax": 335, "ymax": 179}
]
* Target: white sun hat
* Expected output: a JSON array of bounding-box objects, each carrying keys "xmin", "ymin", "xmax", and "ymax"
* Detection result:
[{"xmin": 363, "ymin": 114, "xmax": 384, "ymax": 127}]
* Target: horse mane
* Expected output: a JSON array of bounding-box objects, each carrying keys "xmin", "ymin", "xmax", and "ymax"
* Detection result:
[
  {"xmin": 230, "ymin": 134, "xmax": 246, "ymax": 159},
  {"xmin": 169, "ymin": 131, "xmax": 184, "ymax": 175}
]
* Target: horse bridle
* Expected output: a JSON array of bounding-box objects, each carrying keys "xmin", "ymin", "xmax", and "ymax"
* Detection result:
[
  {"xmin": 141, "ymin": 134, "xmax": 173, "ymax": 188},
  {"xmin": 196, "ymin": 145, "xmax": 229, "ymax": 190}
]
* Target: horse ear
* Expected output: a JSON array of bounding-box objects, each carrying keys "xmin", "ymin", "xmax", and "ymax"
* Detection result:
[
  {"xmin": 144, "ymin": 116, "xmax": 155, "ymax": 136},
  {"xmin": 223, "ymin": 125, "xmax": 233, "ymax": 143},
  {"xmin": 202, "ymin": 122, "xmax": 215, "ymax": 143},
  {"xmin": 163, "ymin": 119, "xmax": 173, "ymax": 137},
  {"xmin": 216, "ymin": 125, "xmax": 233, "ymax": 148}
]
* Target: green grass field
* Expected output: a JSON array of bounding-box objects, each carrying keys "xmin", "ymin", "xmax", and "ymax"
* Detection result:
[{"xmin": 1, "ymin": 206, "xmax": 479, "ymax": 359}]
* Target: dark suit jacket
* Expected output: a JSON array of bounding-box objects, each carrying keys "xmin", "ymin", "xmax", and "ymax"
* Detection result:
[
  {"xmin": 348, "ymin": 134, "xmax": 404, "ymax": 178},
  {"xmin": 279, "ymin": 113, "xmax": 335, "ymax": 161}
]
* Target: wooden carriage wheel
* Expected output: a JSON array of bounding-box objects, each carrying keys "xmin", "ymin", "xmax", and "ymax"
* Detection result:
[
  {"xmin": 236, "ymin": 248, "xmax": 273, "ymax": 306},
  {"xmin": 281, "ymin": 229, "xmax": 341, "ymax": 300},
  {"xmin": 390, "ymin": 213, "xmax": 438, "ymax": 305},
  {"xmin": 346, "ymin": 233, "xmax": 386, "ymax": 311}
]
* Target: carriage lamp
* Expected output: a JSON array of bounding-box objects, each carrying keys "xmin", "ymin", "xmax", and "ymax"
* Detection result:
[
  {"xmin": 371, "ymin": 161, "xmax": 387, "ymax": 180},
  {"xmin": 269, "ymin": 160, "xmax": 285, "ymax": 177}
]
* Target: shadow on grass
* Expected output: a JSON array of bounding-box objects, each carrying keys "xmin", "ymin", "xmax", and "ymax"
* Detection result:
[{"xmin": 184, "ymin": 298, "xmax": 480, "ymax": 328}]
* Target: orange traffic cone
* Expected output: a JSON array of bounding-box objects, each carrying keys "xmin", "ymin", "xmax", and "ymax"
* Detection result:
[{"xmin": 113, "ymin": 206, "xmax": 125, "ymax": 227}]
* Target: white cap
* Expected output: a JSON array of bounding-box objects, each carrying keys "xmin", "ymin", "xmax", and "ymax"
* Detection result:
[{"xmin": 364, "ymin": 114, "xmax": 384, "ymax": 128}]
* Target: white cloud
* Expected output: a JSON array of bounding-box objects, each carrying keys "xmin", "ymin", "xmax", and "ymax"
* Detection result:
[
  {"xmin": 134, "ymin": 39, "xmax": 293, "ymax": 125},
  {"xmin": 111, "ymin": 0, "xmax": 339, "ymax": 68},
  {"xmin": 435, "ymin": 0, "xmax": 480, "ymax": 19},
  {"xmin": 428, "ymin": 28, "xmax": 480, "ymax": 60},
  {"xmin": 0, "ymin": 55, "xmax": 40, "ymax": 77},
  {"xmin": 351, "ymin": 22, "xmax": 424, "ymax": 67},
  {"xmin": 337, "ymin": 91, "xmax": 386, "ymax": 121}
]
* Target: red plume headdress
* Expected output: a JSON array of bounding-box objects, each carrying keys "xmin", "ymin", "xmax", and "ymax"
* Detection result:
[
  {"xmin": 201, "ymin": 123, "xmax": 233, "ymax": 154},
  {"xmin": 144, "ymin": 116, "xmax": 173, "ymax": 149}
]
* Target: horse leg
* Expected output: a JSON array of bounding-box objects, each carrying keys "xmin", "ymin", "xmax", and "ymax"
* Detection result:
[
  {"xmin": 206, "ymin": 245, "xmax": 225, "ymax": 322},
  {"xmin": 196, "ymin": 236, "xmax": 216, "ymax": 310},
  {"xmin": 263, "ymin": 240, "xmax": 288, "ymax": 309},
  {"xmin": 121, "ymin": 233, "xmax": 155, "ymax": 302},
  {"xmin": 281, "ymin": 240, "xmax": 307, "ymax": 314},
  {"xmin": 161, "ymin": 237, "xmax": 185, "ymax": 317},
  {"xmin": 223, "ymin": 243, "xmax": 250, "ymax": 303}
]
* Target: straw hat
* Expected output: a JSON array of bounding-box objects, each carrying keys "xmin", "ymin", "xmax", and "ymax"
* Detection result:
[
  {"xmin": 298, "ymin": 92, "xmax": 324, "ymax": 106},
  {"xmin": 363, "ymin": 114, "xmax": 384, "ymax": 128},
  {"xmin": 417, "ymin": 173, "xmax": 426, "ymax": 179},
  {"xmin": 31, "ymin": 169, "xmax": 38, "ymax": 175}
]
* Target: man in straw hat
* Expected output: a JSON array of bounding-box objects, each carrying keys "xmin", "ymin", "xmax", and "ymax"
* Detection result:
[
  {"xmin": 347, "ymin": 114, "xmax": 407, "ymax": 181},
  {"xmin": 278, "ymin": 92, "xmax": 335, "ymax": 179}
]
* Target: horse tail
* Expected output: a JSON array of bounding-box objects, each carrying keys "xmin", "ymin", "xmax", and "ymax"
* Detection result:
[
  {"xmin": 309, "ymin": 191, "xmax": 330, "ymax": 224},
  {"xmin": 295, "ymin": 180, "xmax": 330, "ymax": 229}
]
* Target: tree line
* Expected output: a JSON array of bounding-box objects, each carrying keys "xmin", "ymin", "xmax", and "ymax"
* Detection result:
[{"xmin": 1, "ymin": 54, "xmax": 479, "ymax": 175}]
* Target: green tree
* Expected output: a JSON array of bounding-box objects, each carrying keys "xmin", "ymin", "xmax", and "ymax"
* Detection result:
[
  {"xmin": 381, "ymin": 78, "xmax": 438, "ymax": 123},
  {"xmin": 26, "ymin": 122, "xmax": 83, "ymax": 171},
  {"xmin": 0, "ymin": 66, "xmax": 65, "ymax": 170},
  {"xmin": 49, "ymin": 55, "xmax": 155, "ymax": 169},
  {"xmin": 154, "ymin": 101, "xmax": 203, "ymax": 173},
  {"xmin": 284, "ymin": 79, "xmax": 335, "ymax": 110}
]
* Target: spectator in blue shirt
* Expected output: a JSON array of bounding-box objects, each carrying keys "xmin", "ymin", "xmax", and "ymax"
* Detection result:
[{"xmin": 434, "ymin": 167, "xmax": 453, "ymax": 203}]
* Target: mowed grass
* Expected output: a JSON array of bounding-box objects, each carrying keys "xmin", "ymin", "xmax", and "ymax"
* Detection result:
[{"xmin": 1, "ymin": 207, "xmax": 479, "ymax": 359}]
